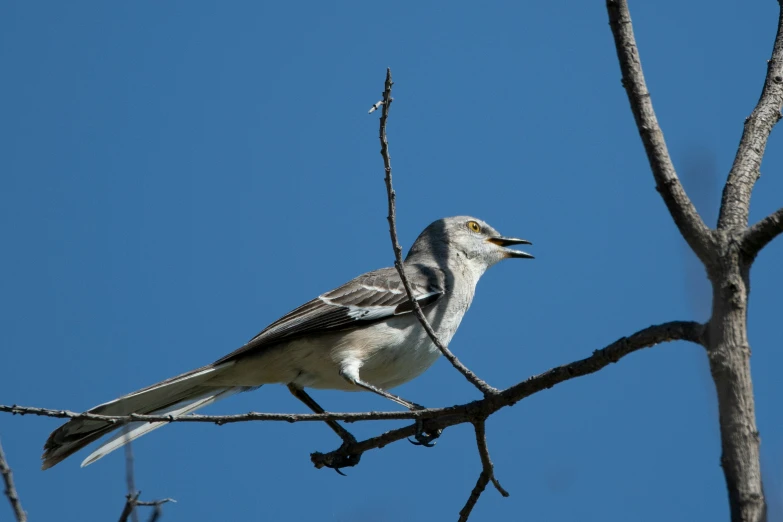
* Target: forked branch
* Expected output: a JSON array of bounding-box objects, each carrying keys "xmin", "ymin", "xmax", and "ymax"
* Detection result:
[
  {"xmin": 607, "ymin": 1, "xmax": 783, "ymax": 521},
  {"xmin": 458, "ymin": 421, "xmax": 509, "ymax": 522}
]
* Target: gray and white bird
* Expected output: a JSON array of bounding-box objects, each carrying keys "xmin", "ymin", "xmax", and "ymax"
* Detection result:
[{"xmin": 42, "ymin": 216, "xmax": 533, "ymax": 470}]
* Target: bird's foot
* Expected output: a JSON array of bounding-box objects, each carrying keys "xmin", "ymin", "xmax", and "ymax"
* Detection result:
[
  {"xmin": 311, "ymin": 436, "xmax": 361, "ymax": 475},
  {"xmin": 408, "ymin": 417, "xmax": 442, "ymax": 447},
  {"xmin": 329, "ymin": 452, "xmax": 362, "ymax": 475}
]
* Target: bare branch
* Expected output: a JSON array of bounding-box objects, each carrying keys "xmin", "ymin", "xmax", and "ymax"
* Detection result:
[
  {"xmin": 119, "ymin": 495, "xmax": 174, "ymax": 522},
  {"xmin": 3, "ymin": 321, "xmax": 703, "ymax": 445},
  {"xmin": 499, "ymin": 320, "xmax": 703, "ymax": 403},
  {"xmin": 458, "ymin": 470, "xmax": 490, "ymax": 522},
  {"xmin": 141, "ymin": 498, "xmax": 176, "ymax": 522},
  {"xmin": 118, "ymin": 443, "xmax": 173, "ymax": 522},
  {"xmin": 606, "ymin": 0, "xmax": 714, "ymax": 263},
  {"xmin": 1, "ymin": 404, "xmax": 425, "ymax": 424},
  {"xmin": 135, "ymin": 499, "xmax": 176, "ymax": 508},
  {"xmin": 118, "ymin": 492, "xmax": 140, "ymax": 522},
  {"xmin": 377, "ymin": 67, "xmax": 498, "ymax": 397},
  {"xmin": 718, "ymin": 5, "xmax": 783, "ymax": 231},
  {"xmin": 4, "ymin": 321, "xmax": 702, "ymax": 478},
  {"xmin": 312, "ymin": 321, "xmax": 703, "ymax": 470},
  {"xmin": 140, "ymin": 499, "xmax": 175, "ymax": 522},
  {"xmin": 0, "ymin": 439, "xmax": 26, "ymax": 522},
  {"xmin": 124, "ymin": 429, "xmax": 140, "ymax": 522},
  {"xmin": 474, "ymin": 421, "xmax": 508, "ymax": 498},
  {"xmin": 458, "ymin": 420, "xmax": 510, "ymax": 522},
  {"xmin": 742, "ymin": 207, "xmax": 783, "ymax": 258},
  {"xmin": 5, "ymin": 320, "xmax": 702, "ymax": 514}
]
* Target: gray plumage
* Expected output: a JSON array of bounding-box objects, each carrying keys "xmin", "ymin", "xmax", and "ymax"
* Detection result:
[{"xmin": 42, "ymin": 216, "xmax": 532, "ymax": 469}]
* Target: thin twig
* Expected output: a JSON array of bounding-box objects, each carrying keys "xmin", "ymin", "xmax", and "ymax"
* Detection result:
[
  {"xmin": 135, "ymin": 499, "xmax": 176, "ymax": 507},
  {"xmin": 140, "ymin": 499, "xmax": 175, "ymax": 522},
  {"xmin": 742, "ymin": 207, "xmax": 783, "ymax": 258},
  {"xmin": 458, "ymin": 469, "xmax": 490, "ymax": 522},
  {"xmin": 3, "ymin": 405, "xmax": 427, "ymax": 424},
  {"xmin": 118, "ymin": 494, "xmax": 175, "ymax": 522},
  {"xmin": 119, "ymin": 492, "xmax": 140, "ymax": 522},
  {"xmin": 116, "ymin": 428, "xmax": 175, "ymax": 522},
  {"xmin": 0, "ymin": 439, "xmax": 26, "ymax": 522},
  {"xmin": 147, "ymin": 504, "xmax": 163, "ymax": 522},
  {"xmin": 474, "ymin": 421, "xmax": 508, "ymax": 497},
  {"xmin": 376, "ymin": 67, "xmax": 498, "ymax": 397},
  {"xmin": 606, "ymin": 0, "xmax": 714, "ymax": 264},
  {"xmin": 717, "ymin": 4, "xmax": 783, "ymax": 231},
  {"xmin": 458, "ymin": 420, "xmax": 509, "ymax": 522},
  {"xmin": 124, "ymin": 428, "xmax": 140, "ymax": 522}
]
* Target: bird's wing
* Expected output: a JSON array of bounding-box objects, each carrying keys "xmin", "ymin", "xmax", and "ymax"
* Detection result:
[{"xmin": 214, "ymin": 265, "xmax": 445, "ymax": 364}]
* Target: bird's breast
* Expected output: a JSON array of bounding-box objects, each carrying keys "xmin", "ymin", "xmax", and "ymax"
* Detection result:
[{"xmin": 339, "ymin": 288, "xmax": 474, "ymax": 390}]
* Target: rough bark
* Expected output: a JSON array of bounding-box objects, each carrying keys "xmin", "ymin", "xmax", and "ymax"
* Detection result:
[
  {"xmin": 718, "ymin": 6, "xmax": 783, "ymax": 231},
  {"xmin": 706, "ymin": 238, "xmax": 765, "ymax": 522}
]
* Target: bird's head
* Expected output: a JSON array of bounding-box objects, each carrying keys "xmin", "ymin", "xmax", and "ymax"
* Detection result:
[{"xmin": 405, "ymin": 216, "xmax": 533, "ymax": 273}]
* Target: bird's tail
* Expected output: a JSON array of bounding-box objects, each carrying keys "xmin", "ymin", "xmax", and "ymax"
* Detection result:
[{"xmin": 41, "ymin": 362, "xmax": 256, "ymax": 470}]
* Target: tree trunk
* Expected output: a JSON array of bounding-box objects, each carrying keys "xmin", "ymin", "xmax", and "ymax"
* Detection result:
[{"xmin": 707, "ymin": 234, "xmax": 765, "ymax": 522}]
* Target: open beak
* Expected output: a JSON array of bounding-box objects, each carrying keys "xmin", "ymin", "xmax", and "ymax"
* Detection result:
[{"xmin": 487, "ymin": 236, "xmax": 534, "ymax": 259}]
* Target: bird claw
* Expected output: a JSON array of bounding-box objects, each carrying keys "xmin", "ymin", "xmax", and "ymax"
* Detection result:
[
  {"xmin": 325, "ymin": 451, "xmax": 361, "ymax": 475},
  {"xmin": 408, "ymin": 430, "xmax": 441, "ymax": 447},
  {"xmin": 318, "ymin": 438, "xmax": 361, "ymax": 475},
  {"xmin": 408, "ymin": 418, "xmax": 442, "ymax": 447}
]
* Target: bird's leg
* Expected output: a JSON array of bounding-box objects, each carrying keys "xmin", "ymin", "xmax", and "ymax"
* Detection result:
[
  {"xmin": 338, "ymin": 372, "xmax": 441, "ymax": 446},
  {"xmin": 287, "ymin": 384, "xmax": 356, "ymax": 443},
  {"xmin": 286, "ymin": 384, "xmax": 360, "ymax": 474},
  {"xmin": 338, "ymin": 371, "xmax": 424, "ymax": 410}
]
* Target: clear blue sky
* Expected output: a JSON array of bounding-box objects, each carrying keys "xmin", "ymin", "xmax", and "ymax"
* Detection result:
[{"xmin": 2, "ymin": 2, "xmax": 782, "ymax": 521}]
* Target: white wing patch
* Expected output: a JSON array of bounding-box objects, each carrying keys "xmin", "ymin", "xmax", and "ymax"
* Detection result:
[
  {"xmin": 323, "ymin": 290, "xmax": 442, "ymax": 320},
  {"xmin": 359, "ymin": 284, "xmax": 403, "ymax": 294}
]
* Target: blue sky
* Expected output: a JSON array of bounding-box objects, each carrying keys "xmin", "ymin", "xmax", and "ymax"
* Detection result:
[{"xmin": 1, "ymin": 2, "xmax": 782, "ymax": 521}]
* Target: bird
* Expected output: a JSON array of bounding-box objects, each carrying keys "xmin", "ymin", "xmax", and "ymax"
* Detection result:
[{"xmin": 42, "ymin": 216, "xmax": 533, "ymax": 470}]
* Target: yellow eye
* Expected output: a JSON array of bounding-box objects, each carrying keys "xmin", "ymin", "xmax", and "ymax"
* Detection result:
[{"xmin": 467, "ymin": 220, "xmax": 481, "ymax": 233}]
